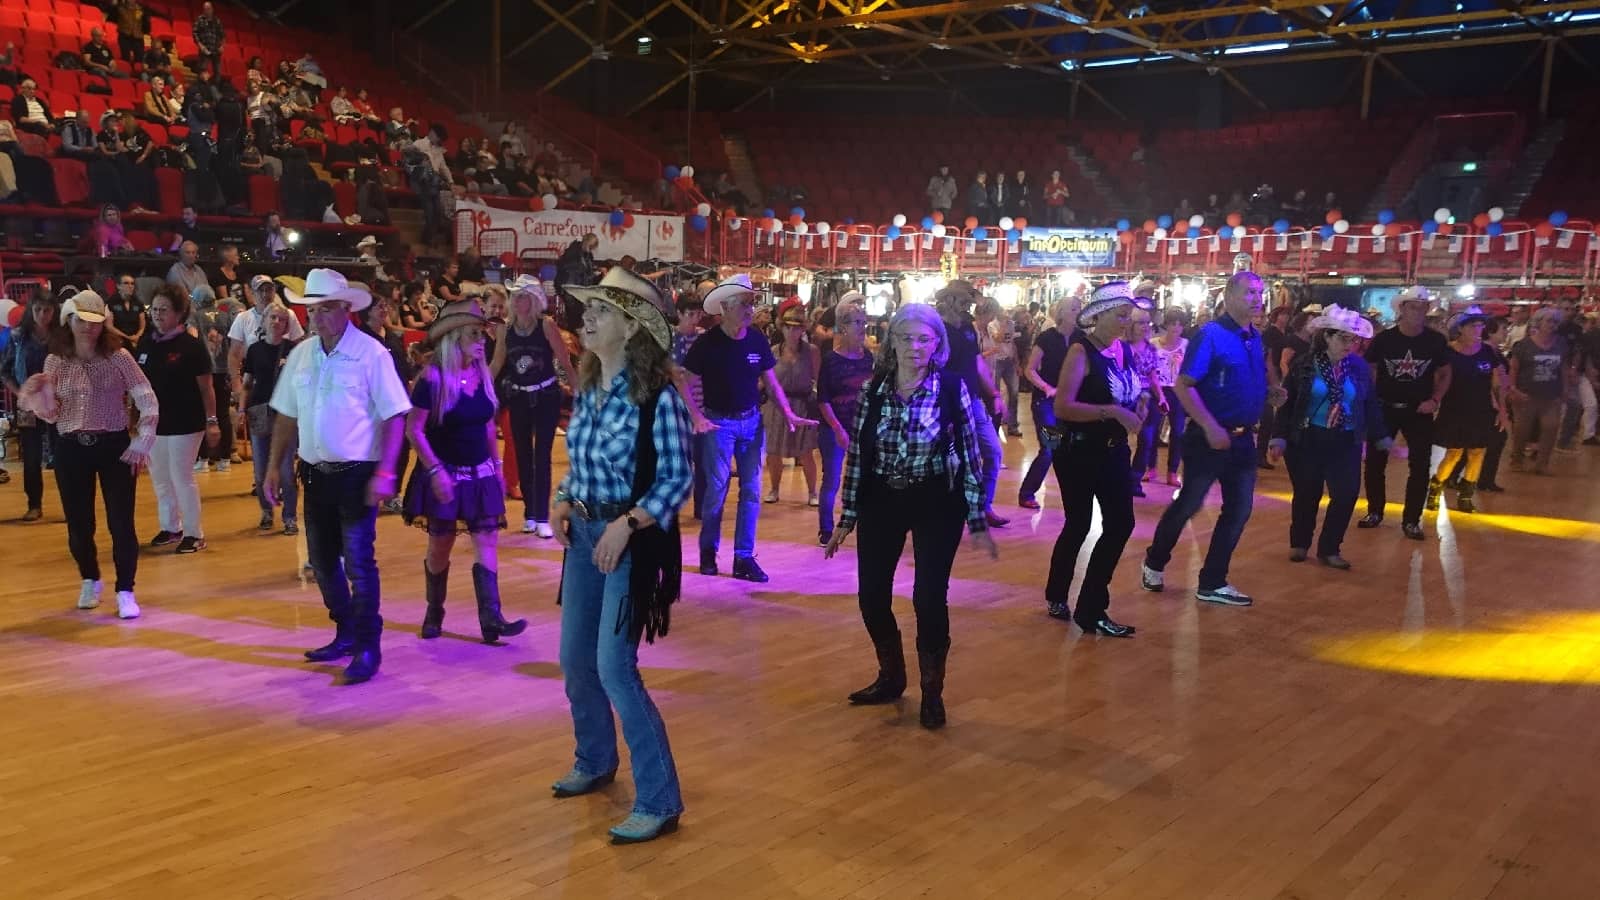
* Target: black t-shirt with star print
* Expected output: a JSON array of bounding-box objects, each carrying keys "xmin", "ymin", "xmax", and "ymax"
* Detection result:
[{"xmin": 1365, "ymin": 325, "xmax": 1450, "ymax": 407}]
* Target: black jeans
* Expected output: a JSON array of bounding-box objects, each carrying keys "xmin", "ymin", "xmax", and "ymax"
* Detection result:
[
  {"xmin": 855, "ymin": 477, "xmax": 967, "ymax": 654},
  {"xmin": 1046, "ymin": 435, "xmax": 1136, "ymax": 622},
  {"xmin": 55, "ymin": 431, "xmax": 139, "ymax": 592},
  {"xmin": 300, "ymin": 461, "xmax": 384, "ymax": 647},
  {"xmin": 1364, "ymin": 403, "xmax": 1433, "ymax": 524},
  {"xmin": 201, "ymin": 374, "xmax": 234, "ymax": 462},
  {"xmin": 18, "ymin": 423, "xmax": 55, "ymax": 511},
  {"xmin": 1286, "ymin": 427, "xmax": 1361, "ymax": 557},
  {"xmin": 1018, "ymin": 394, "xmax": 1056, "ymax": 501},
  {"xmin": 506, "ymin": 385, "xmax": 561, "ymax": 522}
]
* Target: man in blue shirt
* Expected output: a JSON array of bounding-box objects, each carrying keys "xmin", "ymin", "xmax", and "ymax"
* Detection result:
[{"xmin": 1141, "ymin": 272, "xmax": 1280, "ymax": 607}]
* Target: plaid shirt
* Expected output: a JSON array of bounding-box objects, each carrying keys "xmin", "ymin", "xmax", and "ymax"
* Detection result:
[
  {"xmin": 192, "ymin": 13, "xmax": 224, "ymax": 52},
  {"xmin": 557, "ymin": 373, "xmax": 693, "ymax": 527},
  {"xmin": 838, "ymin": 370, "xmax": 987, "ymax": 533}
]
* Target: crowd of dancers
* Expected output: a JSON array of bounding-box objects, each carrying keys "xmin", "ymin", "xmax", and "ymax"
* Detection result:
[{"xmin": 8, "ymin": 263, "xmax": 1591, "ymax": 845}]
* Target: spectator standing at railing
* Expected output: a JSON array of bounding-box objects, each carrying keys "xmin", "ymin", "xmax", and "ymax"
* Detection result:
[
  {"xmin": 925, "ymin": 165, "xmax": 957, "ymax": 216},
  {"xmin": 193, "ymin": 2, "xmax": 225, "ymax": 77},
  {"xmin": 1043, "ymin": 170, "xmax": 1071, "ymax": 227}
]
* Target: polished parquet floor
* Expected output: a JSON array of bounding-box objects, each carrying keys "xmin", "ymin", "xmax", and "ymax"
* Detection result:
[{"xmin": 2, "ymin": 417, "xmax": 1599, "ymax": 900}]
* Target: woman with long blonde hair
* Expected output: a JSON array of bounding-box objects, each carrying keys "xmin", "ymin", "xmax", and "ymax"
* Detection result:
[{"xmin": 401, "ymin": 298, "xmax": 526, "ymax": 644}]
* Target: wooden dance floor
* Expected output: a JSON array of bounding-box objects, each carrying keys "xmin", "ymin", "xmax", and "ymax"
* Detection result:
[{"xmin": 3, "ymin": 427, "xmax": 1599, "ymax": 899}]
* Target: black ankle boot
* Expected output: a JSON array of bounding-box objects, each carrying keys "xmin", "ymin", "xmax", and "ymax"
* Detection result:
[
  {"xmin": 472, "ymin": 563, "xmax": 526, "ymax": 643},
  {"xmin": 918, "ymin": 639, "xmax": 949, "ymax": 729},
  {"xmin": 1424, "ymin": 477, "xmax": 1444, "ymax": 511},
  {"xmin": 847, "ymin": 630, "xmax": 906, "ymax": 705},
  {"xmin": 1456, "ymin": 480, "xmax": 1478, "ymax": 514},
  {"xmin": 304, "ymin": 623, "xmax": 354, "ymax": 661},
  {"xmin": 421, "ymin": 561, "xmax": 447, "ymax": 639}
]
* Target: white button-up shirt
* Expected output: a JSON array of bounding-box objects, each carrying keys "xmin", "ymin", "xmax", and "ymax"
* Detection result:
[
  {"xmin": 269, "ymin": 325, "xmax": 410, "ymax": 464},
  {"xmin": 228, "ymin": 304, "xmax": 306, "ymax": 348}
]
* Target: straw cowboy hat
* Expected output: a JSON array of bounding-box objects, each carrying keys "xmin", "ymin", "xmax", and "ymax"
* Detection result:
[
  {"xmin": 1078, "ymin": 280, "xmax": 1134, "ymax": 327},
  {"xmin": 428, "ymin": 298, "xmax": 487, "ymax": 343},
  {"xmin": 701, "ymin": 274, "xmax": 757, "ymax": 317},
  {"xmin": 1309, "ymin": 305, "xmax": 1374, "ymax": 340},
  {"xmin": 61, "ymin": 290, "xmax": 108, "ymax": 324},
  {"xmin": 283, "ymin": 268, "xmax": 372, "ymax": 311},
  {"xmin": 562, "ymin": 266, "xmax": 675, "ymax": 351}
]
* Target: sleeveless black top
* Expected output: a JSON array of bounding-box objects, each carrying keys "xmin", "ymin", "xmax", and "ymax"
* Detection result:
[
  {"xmin": 1064, "ymin": 330, "xmax": 1140, "ymax": 444},
  {"xmin": 501, "ymin": 318, "xmax": 555, "ymax": 388}
]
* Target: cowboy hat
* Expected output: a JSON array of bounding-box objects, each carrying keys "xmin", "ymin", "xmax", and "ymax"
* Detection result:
[
  {"xmin": 355, "ymin": 235, "xmax": 379, "ymax": 250},
  {"xmin": 933, "ymin": 280, "xmax": 980, "ymax": 307},
  {"xmin": 1310, "ymin": 305, "xmax": 1374, "ymax": 340},
  {"xmin": 458, "ymin": 281, "xmax": 486, "ymax": 298},
  {"xmin": 283, "ymin": 268, "xmax": 372, "ymax": 311},
  {"xmin": 1078, "ymin": 280, "xmax": 1134, "ymax": 327},
  {"xmin": 563, "ymin": 266, "xmax": 674, "ymax": 351},
  {"xmin": 508, "ymin": 274, "xmax": 545, "ymax": 297},
  {"xmin": 1448, "ymin": 305, "xmax": 1490, "ymax": 330},
  {"xmin": 702, "ymin": 274, "xmax": 757, "ymax": 316},
  {"xmin": 1389, "ymin": 285, "xmax": 1434, "ymax": 317},
  {"xmin": 428, "ymin": 298, "xmax": 486, "ymax": 343},
  {"xmin": 61, "ymin": 290, "xmax": 108, "ymax": 324},
  {"xmin": 776, "ymin": 298, "xmax": 806, "ymax": 327}
]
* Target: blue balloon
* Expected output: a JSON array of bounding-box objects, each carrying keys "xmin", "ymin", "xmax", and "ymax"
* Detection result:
[
  {"xmin": 1421, "ymin": 220, "xmax": 1439, "ymax": 235},
  {"xmin": 689, "ymin": 214, "xmax": 708, "ymax": 233},
  {"xmin": 609, "ymin": 209, "xmax": 625, "ymax": 227},
  {"xmin": 1218, "ymin": 225, "xmax": 1234, "ymax": 240},
  {"xmin": 1006, "ymin": 228, "xmax": 1021, "ymax": 242},
  {"xmin": 1487, "ymin": 222, "xmax": 1504, "ymax": 236},
  {"xmin": 538, "ymin": 264, "xmax": 557, "ymax": 281},
  {"xmin": 886, "ymin": 225, "xmax": 902, "ymax": 240},
  {"xmin": 972, "ymin": 227, "xmax": 989, "ymax": 241},
  {"xmin": 1378, "ymin": 209, "xmax": 1395, "ymax": 225},
  {"xmin": 843, "ymin": 217, "xmax": 855, "ymax": 225},
  {"xmin": 1273, "ymin": 219, "xmax": 1291, "ymax": 234},
  {"xmin": 1320, "ymin": 224, "xmax": 1336, "ymax": 240},
  {"xmin": 663, "ymin": 165, "xmax": 680, "ymax": 180},
  {"xmin": 1116, "ymin": 218, "xmax": 1131, "ymax": 233},
  {"xmin": 1157, "ymin": 215, "xmax": 1173, "ymax": 230},
  {"xmin": 1550, "ymin": 210, "xmax": 1569, "ymax": 227},
  {"xmin": 791, "ymin": 207, "xmax": 806, "ymax": 219},
  {"xmin": 921, "ymin": 216, "xmax": 935, "ymax": 231},
  {"xmin": 763, "ymin": 208, "xmax": 776, "ymax": 219}
]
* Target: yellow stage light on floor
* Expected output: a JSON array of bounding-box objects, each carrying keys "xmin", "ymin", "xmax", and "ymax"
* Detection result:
[{"xmin": 1314, "ymin": 612, "xmax": 1600, "ymax": 684}]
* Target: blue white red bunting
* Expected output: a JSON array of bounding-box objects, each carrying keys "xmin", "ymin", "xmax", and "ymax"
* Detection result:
[
  {"xmin": 1503, "ymin": 232, "xmax": 1518, "ymax": 252},
  {"xmin": 1448, "ymin": 235, "xmax": 1465, "ymax": 254},
  {"xmin": 1275, "ymin": 234, "xmax": 1289, "ymax": 252},
  {"xmin": 1556, "ymin": 229, "xmax": 1575, "ymax": 249},
  {"xmin": 1475, "ymin": 235, "xmax": 1492, "ymax": 253}
]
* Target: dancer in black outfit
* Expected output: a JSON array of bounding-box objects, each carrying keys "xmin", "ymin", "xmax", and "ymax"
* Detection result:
[
  {"xmin": 491, "ymin": 275, "xmax": 573, "ymax": 537},
  {"xmin": 1017, "ymin": 296, "xmax": 1079, "ymax": 509},
  {"xmin": 1043, "ymin": 282, "xmax": 1144, "ymax": 637}
]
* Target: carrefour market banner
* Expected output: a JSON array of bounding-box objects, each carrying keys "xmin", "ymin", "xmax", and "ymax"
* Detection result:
[
  {"xmin": 458, "ymin": 199, "xmax": 686, "ymax": 262},
  {"xmin": 1016, "ymin": 227, "xmax": 1118, "ymax": 269}
]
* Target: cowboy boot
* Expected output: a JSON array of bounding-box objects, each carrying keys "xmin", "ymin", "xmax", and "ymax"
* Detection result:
[
  {"xmin": 420, "ymin": 560, "xmax": 447, "ymax": 639},
  {"xmin": 918, "ymin": 638, "xmax": 950, "ymax": 729},
  {"xmin": 1424, "ymin": 477, "xmax": 1444, "ymax": 511},
  {"xmin": 847, "ymin": 630, "xmax": 906, "ymax": 705},
  {"xmin": 1456, "ymin": 480, "xmax": 1478, "ymax": 514},
  {"xmin": 472, "ymin": 563, "xmax": 527, "ymax": 643}
]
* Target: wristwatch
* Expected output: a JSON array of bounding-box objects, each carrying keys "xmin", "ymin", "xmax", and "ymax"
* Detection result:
[
  {"xmin": 624, "ymin": 511, "xmax": 640, "ymax": 531},
  {"xmin": 206, "ymin": 416, "xmax": 219, "ymax": 425}
]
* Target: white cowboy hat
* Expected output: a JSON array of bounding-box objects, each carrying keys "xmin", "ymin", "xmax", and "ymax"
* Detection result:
[
  {"xmin": 355, "ymin": 235, "xmax": 379, "ymax": 249},
  {"xmin": 563, "ymin": 266, "xmax": 674, "ymax": 351},
  {"xmin": 1309, "ymin": 305, "xmax": 1374, "ymax": 340},
  {"xmin": 283, "ymin": 268, "xmax": 372, "ymax": 311},
  {"xmin": 701, "ymin": 274, "xmax": 757, "ymax": 316},
  {"xmin": 1390, "ymin": 285, "xmax": 1433, "ymax": 316},
  {"xmin": 1078, "ymin": 280, "xmax": 1134, "ymax": 327}
]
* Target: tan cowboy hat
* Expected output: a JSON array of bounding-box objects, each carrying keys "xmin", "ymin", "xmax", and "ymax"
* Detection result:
[
  {"xmin": 61, "ymin": 290, "xmax": 108, "ymax": 324},
  {"xmin": 283, "ymin": 268, "xmax": 372, "ymax": 311},
  {"xmin": 563, "ymin": 266, "xmax": 674, "ymax": 351},
  {"xmin": 428, "ymin": 299, "xmax": 487, "ymax": 343},
  {"xmin": 1389, "ymin": 285, "xmax": 1434, "ymax": 317}
]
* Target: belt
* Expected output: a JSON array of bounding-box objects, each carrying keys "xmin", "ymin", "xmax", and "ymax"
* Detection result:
[
  {"xmin": 438, "ymin": 460, "xmax": 499, "ymax": 481},
  {"xmin": 61, "ymin": 430, "xmax": 123, "ymax": 446},
  {"xmin": 569, "ymin": 498, "xmax": 632, "ymax": 521},
  {"xmin": 306, "ymin": 460, "xmax": 372, "ymax": 474},
  {"xmin": 506, "ymin": 377, "xmax": 558, "ymax": 393},
  {"xmin": 1226, "ymin": 425, "xmax": 1256, "ymax": 437},
  {"xmin": 705, "ymin": 406, "xmax": 760, "ymax": 420},
  {"xmin": 1386, "ymin": 401, "xmax": 1417, "ymax": 409}
]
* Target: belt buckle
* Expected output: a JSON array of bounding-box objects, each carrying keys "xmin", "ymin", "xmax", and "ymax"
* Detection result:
[
  {"xmin": 886, "ymin": 474, "xmax": 910, "ymax": 490},
  {"xmin": 571, "ymin": 499, "xmax": 592, "ymax": 520},
  {"xmin": 75, "ymin": 432, "xmax": 100, "ymax": 446}
]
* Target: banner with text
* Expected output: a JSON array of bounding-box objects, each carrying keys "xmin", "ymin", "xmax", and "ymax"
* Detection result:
[
  {"xmin": 458, "ymin": 199, "xmax": 685, "ymax": 262},
  {"xmin": 1015, "ymin": 227, "xmax": 1119, "ymax": 269}
]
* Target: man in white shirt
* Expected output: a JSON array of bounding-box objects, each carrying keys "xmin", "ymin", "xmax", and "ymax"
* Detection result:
[
  {"xmin": 265, "ymin": 269, "xmax": 409, "ymax": 684},
  {"xmin": 228, "ymin": 274, "xmax": 305, "ymax": 399},
  {"xmin": 165, "ymin": 241, "xmax": 210, "ymax": 298}
]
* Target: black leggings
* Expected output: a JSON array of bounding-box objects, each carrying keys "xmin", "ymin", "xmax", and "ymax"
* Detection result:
[
  {"xmin": 17, "ymin": 423, "xmax": 55, "ymax": 511},
  {"xmin": 1046, "ymin": 435, "xmax": 1135, "ymax": 622},
  {"xmin": 506, "ymin": 386, "xmax": 561, "ymax": 522},
  {"xmin": 54, "ymin": 432, "xmax": 139, "ymax": 593},
  {"xmin": 855, "ymin": 478, "xmax": 967, "ymax": 654}
]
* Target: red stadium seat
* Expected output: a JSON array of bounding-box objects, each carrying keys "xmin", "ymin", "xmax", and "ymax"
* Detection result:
[
  {"xmin": 155, "ymin": 167, "xmax": 184, "ymax": 213},
  {"xmin": 247, "ymin": 174, "xmax": 280, "ymax": 216}
]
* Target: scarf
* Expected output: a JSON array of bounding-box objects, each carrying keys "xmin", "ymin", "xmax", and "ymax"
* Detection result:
[{"xmin": 1313, "ymin": 351, "xmax": 1349, "ymax": 430}]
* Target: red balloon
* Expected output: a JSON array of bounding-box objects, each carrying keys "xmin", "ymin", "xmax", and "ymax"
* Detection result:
[
  {"xmin": 7, "ymin": 305, "xmax": 22, "ymax": 327},
  {"xmin": 1325, "ymin": 209, "xmax": 1341, "ymax": 225},
  {"xmin": 1226, "ymin": 212, "xmax": 1243, "ymax": 228},
  {"xmin": 1174, "ymin": 221, "xmax": 1190, "ymax": 236},
  {"xmin": 1013, "ymin": 217, "xmax": 1028, "ymax": 229},
  {"xmin": 1473, "ymin": 213, "xmax": 1491, "ymax": 228},
  {"xmin": 528, "ymin": 197, "xmax": 544, "ymax": 212},
  {"xmin": 723, "ymin": 207, "xmax": 737, "ymax": 219},
  {"xmin": 1437, "ymin": 222, "xmax": 1455, "ymax": 236},
  {"xmin": 622, "ymin": 212, "xmax": 635, "ymax": 227},
  {"xmin": 931, "ymin": 211, "xmax": 944, "ymax": 225},
  {"xmin": 1142, "ymin": 219, "xmax": 1157, "ymax": 234},
  {"xmin": 1536, "ymin": 222, "xmax": 1556, "ymax": 239},
  {"xmin": 964, "ymin": 216, "xmax": 979, "ymax": 230},
  {"xmin": 1118, "ymin": 230, "xmax": 1136, "ymax": 247},
  {"xmin": 789, "ymin": 213, "xmax": 804, "ymax": 227}
]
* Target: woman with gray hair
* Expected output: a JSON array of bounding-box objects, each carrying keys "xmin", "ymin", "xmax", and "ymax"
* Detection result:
[
  {"xmin": 824, "ymin": 302, "xmax": 997, "ymax": 729},
  {"xmin": 1506, "ymin": 306, "xmax": 1573, "ymax": 476}
]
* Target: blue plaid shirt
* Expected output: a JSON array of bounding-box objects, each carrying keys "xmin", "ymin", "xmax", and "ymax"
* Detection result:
[{"xmin": 557, "ymin": 373, "xmax": 694, "ymax": 526}]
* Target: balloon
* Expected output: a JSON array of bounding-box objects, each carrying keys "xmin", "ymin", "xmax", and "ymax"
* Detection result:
[
  {"xmin": 1226, "ymin": 212, "xmax": 1242, "ymax": 228},
  {"xmin": 1488, "ymin": 206, "xmax": 1504, "ymax": 223},
  {"xmin": 1320, "ymin": 224, "xmax": 1336, "ymax": 240},
  {"xmin": 931, "ymin": 211, "xmax": 944, "ymax": 225},
  {"xmin": 1013, "ymin": 217, "xmax": 1028, "ymax": 229},
  {"xmin": 1486, "ymin": 222, "xmax": 1503, "ymax": 236},
  {"xmin": 789, "ymin": 214, "xmax": 804, "ymax": 228},
  {"xmin": 816, "ymin": 221, "xmax": 831, "ymax": 235},
  {"xmin": 609, "ymin": 209, "xmax": 626, "ymax": 226},
  {"xmin": 1142, "ymin": 219, "xmax": 1157, "ymax": 234},
  {"xmin": 1378, "ymin": 209, "xmax": 1395, "ymax": 225},
  {"xmin": 1157, "ymin": 215, "xmax": 1173, "ymax": 229},
  {"xmin": 964, "ymin": 216, "xmax": 979, "ymax": 230},
  {"xmin": 768, "ymin": 218, "xmax": 782, "ymax": 233},
  {"xmin": 886, "ymin": 225, "xmax": 902, "ymax": 240},
  {"xmin": 790, "ymin": 207, "xmax": 806, "ymax": 219},
  {"xmin": 538, "ymin": 264, "xmax": 557, "ymax": 281},
  {"xmin": 921, "ymin": 216, "xmax": 935, "ymax": 231},
  {"xmin": 794, "ymin": 222, "xmax": 808, "ymax": 235},
  {"xmin": 1118, "ymin": 231, "xmax": 1135, "ymax": 246},
  {"xmin": 1325, "ymin": 209, "xmax": 1341, "ymax": 225},
  {"xmin": 1438, "ymin": 222, "xmax": 1454, "ymax": 236},
  {"xmin": 1370, "ymin": 224, "xmax": 1386, "ymax": 237},
  {"xmin": 1434, "ymin": 207, "xmax": 1451, "ymax": 224},
  {"xmin": 1421, "ymin": 220, "xmax": 1439, "ymax": 235},
  {"xmin": 538, "ymin": 193, "xmax": 558, "ymax": 210},
  {"xmin": 1536, "ymin": 222, "xmax": 1556, "ymax": 239},
  {"xmin": 1218, "ymin": 225, "xmax": 1234, "ymax": 240},
  {"xmin": 1273, "ymin": 219, "xmax": 1290, "ymax": 234},
  {"xmin": 681, "ymin": 165, "xmax": 695, "ymax": 178},
  {"xmin": 1174, "ymin": 221, "xmax": 1190, "ymax": 236},
  {"xmin": 998, "ymin": 216, "xmax": 1014, "ymax": 231},
  {"xmin": 696, "ymin": 202, "xmax": 712, "ymax": 217},
  {"xmin": 1333, "ymin": 219, "xmax": 1350, "ymax": 234},
  {"xmin": 931, "ymin": 224, "xmax": 947, "ymax": 238},
  {"xmin": 1473, "ymin": 213, "xmax": 1491, "ymax": 228},
  {"xmin": 728, "ymin": 217, "xmax": 743, "ymax": 231},
  {"xmin": 1189, "ymin": 214, "xmax": 1205, "ymax": 229},
  {"xmin": 622, "ymin": 212, "xmax": 635, "ymax": 227},
  {"xmin": 764, "ymin": 208, "xmax": 777, "ymax": 219},
  {"xmin": 843, "ymin": 217, "xmax": 855, "ymax": 225},
  {"xmin": 528, "ymin": 196, "xmax": 544, "ymax": 212},
  {"xmin": 892, "ymin": 214, "xmax": 907, "ymax": 228},
  {"xmin": 664, "ymin": 165, "xmax": 681, "ymax": 180},
  {"xmin": 723, "ymin": 207, "xmax": 737, "ymax": 219},
  {"xmin": 1550, "ymin": 210, "xmax": 1569, "ymax": 227},
  {"xmin": 689, "ymin": 214, "xmax": 707, "ymax": 233},
  {"xmin": 1152, "ymin": 227, "xmax": 1167, "ymax": 240},
  {"xmin": 1006, "ymin": 228, "xmax": 1021, "ymax": 241},
  {"xmin": 972, "ymin": 226, "xmax": 989, "ymax": 241},
  {"xmin": 1116, "ymin": 218, "xmax": 1132, "ymax": 232}
]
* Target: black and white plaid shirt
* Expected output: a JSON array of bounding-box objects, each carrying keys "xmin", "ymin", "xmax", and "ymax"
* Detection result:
[{"xmin": 838, "ymin": 370, "xmax": 987, "ymax": 533}]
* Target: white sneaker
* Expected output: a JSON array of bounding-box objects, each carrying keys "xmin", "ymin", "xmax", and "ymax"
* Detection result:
[
  {"xmin": 522, "ymin": 518, "xmax": 537, "ymax": 533},
  {"xmin": 77, "ymin": 579, "xmax": 103, "ymax": 609},
  {"xmin": 763, "ymin": 489, "xmax": 779, "ymax": 503},
  {"xmin": 807, "ymin": 494, "xmax": 819, "ymax": 507},
  {"xmin": 1195, "ymin": 584, "xmax": 1253, "ymax": 607},
  {"xmin": 1139, "ymin": 563, "xmax": 1164, "ymax": 593},
  {"xmin": 193, "ymin": 460, "xmax": 209, "ymax": 473},
  {"xmin": 535, "ymin": 522, "xmax": 554, "ymax": 539},
  {"xmin": 215, "ymin": 460, "xmax": 231, "ymax": 472},
  {"xmin": 116, "ymin": 591, "xmax": 141, "ymax": 619}
]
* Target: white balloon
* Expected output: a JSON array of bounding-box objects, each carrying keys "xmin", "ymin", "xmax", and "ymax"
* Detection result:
[
  {"xmin": 769, "ymin": 218, "xmax": 783, "ymax": 233},
  {"xmin": 931, "ymin": 224, "xmax": 947, "ymax": 238},
  {"xmin": 1434, "ymin": 207, "xmax": 1451, "ymax": 224},
  {"xmin": 1152, "ymin": 227, "xmax": 1168, "ymax": 241},
  {"xmin": 728, "ymin": 217, "xmax": 743, "ymax": 231},
  {"xmin": 998, "ymin": 216, "xmax": 1015, "ymax": 231},
  {"xmin": 696, "ymin": 202, "xmax": 711, "ymax": 217},
  {"xmin": 541, "ymin": 193, "xmax": 559, "ymax": 209},
  {"xmin": 1371, "ymin": 224, "xmax": 1385, "ymax": 236},
  {"xmin": 815, "ymin": 222, "xmax": 831, "ymax": 235},
  {"xmin": 1189, "ymin": 214, "xmax": 1205, "ymax": 229},
  {"xmin": 681, "ymin": 165, "xmax": 695, "ymax": 178},
  {"xmin": 1333, "ymin": 219, "xmax": 1350, "ymax": 234},
  {"xmin": 1488, "ymin": 206, "xmax": 1505, "ymax": 223},
  {"xmin": 794, "ymin": 222, "xmax": 808, "ymax": 235},
  {"xmin": 892, "ymin": 214, "xmax": 907, "ymax": 227}
]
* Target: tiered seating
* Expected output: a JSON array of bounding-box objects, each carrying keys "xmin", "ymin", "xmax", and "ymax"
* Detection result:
[{"xmin": 1522, "ymin": 110, "xmax": 1600, "ymax": 220}]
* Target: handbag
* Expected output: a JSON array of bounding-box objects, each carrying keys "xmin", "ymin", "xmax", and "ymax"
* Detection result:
[{"xmin": 246, "ymin": 402, "xmax": 275, "ymax": 438}]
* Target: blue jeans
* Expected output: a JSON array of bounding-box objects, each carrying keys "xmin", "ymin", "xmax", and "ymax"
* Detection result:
[
  {"xmin": 698, "ymin": 411, "xmax": 764, "ymax": 560},
  {"xmin": 1144, "ymin": 429, "xmax": 1258, "ymax": 592},
  {"xmin": 301, "ymin": 461, "xmax": 383, "ymax": 645},
  {"xmin": 817, "ymin": 423, "xmax": 846, "ymax": 534},
  {"xmin": 251, "ymin": 432, "xmax": 298, "ymax": 517},
  {"xmin": 1018, "ymin": 394, "xmax": 1056, "ymax": 501},
  {"xmin": 559, "ymin": 517, "xmax": 684, "ymax": 818},
  {"xmin": 972, "ymin": 399, "xmax": 1001, "ymax": 510}
]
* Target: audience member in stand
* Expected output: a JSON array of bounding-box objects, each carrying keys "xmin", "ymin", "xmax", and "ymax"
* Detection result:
[
  {"xmin": 88, "ymin": 204, "xmax": 135, "ymax": 255},
  {"xmin": 1506, "ymin": 307, "xmax": 1574, "ymax": 476},
  {"xmin": 166, "ymin": 241, "xmax": 211, "ymax": 298},
  {"xmin": 1, "ymin": 291, "xmax": 59, "ymax": 521},
  {"xmin": 989, "ymin": 171, "xmax": 1009, "ymax": 220},
  {"xmin": 107, "ymin": 273, "xmax": 148, "ymax": 348},
  {"xmin": 1268, "ymin": 307, "xmax": 1389, "ymax": 570},
  {"xmin": 1043, "ymin": 170, "xmax": 1072, "ymax": 226},
  {"xmin": 142, "ymin": 75, "xmax": 180, "ymax": 125},
  {"xmin": 10, "ymin": 79, "xmax": 54, "ymax": 137},
  {"xmin": 0, "ymin": 41, "xmax": 17, "ymax": 89},
  {"xmin": 193, "ymin": 2, "xmax": 226, "ymax": 76},
  {"xmin": 135, "ymin": 285, "xmax": 220, "ymax": 556},
  {"xmin": 1357, "ymin": 287, "xmax": 1452, "ymax": 540},
  {"xmin": 816, "ymin": 294, "xmax": 873, "ymax": 547},
  {"xmin": 966, "ymin": 171, "xmax": 992, "ymax": 223},
  {"xmin": 59, "ymin": 110, "xmax": 97, "ymax": 162},
  {"xmin": 355, "ymin": 165, "xmax": 391, "ymax": 226},
  {"xmin": 1427, "ymin": 306, "xmax": 1507, "ymax": 514},
  {"xmin": 400, "ymin": 281, "xmax": 436, "ymax": 331},
  {"xmin": 242, "ymin": 302, "xmax": 299, "ymax": 535},
  {"xmin": 925, "ymin": 165, "xmax": 957, "ymax": 216},
  {"xmin": 1044, "ymin": 283, "xmax": 1144, "ymax": 636},
  {"xmin": 1018, "ymin": 296, "xmax": 1079, "ymax": 510},
  {"xmin": 82, "ymin": 28, "xmax": 127, "ymax": 80},
  {"xmin": 1009, "ymin": 170, "xmax": 1033, "ymax": 221},
  {"xmin": 116, "ymin": 112, "xmax": 159, "ymax": 210}
]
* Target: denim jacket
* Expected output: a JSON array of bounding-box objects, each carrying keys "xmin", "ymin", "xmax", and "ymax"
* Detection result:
[{"xmin": 1272, "ymin": 352, "xmax": 1389, "ymax": 446}]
